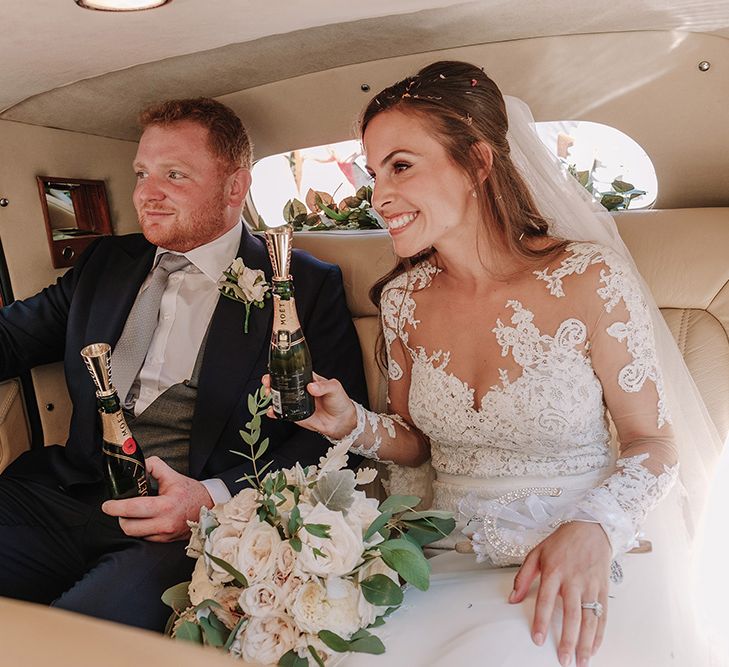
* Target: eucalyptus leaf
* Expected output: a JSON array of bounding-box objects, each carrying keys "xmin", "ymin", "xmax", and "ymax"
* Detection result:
[
  {"xmin": 361, "ymin": 573, "xmax": 404, "ymax": 606},
  {"xmin": 318, "ymin": 630, "xmax": 351, "ymax": 653},
  {"xmin": 308, "ymin": 645, "xmax": 326, "ymax": 667},
  {"xmin": 199, "ymin": 614, "xmax": 228, "ymax": 647},
  {"xmin": 175, "ymin": 621, "xmax": 203, "ymax": 644},
  {"xmin": 304, "ymin": 523, "xmax": 332, "ymax": 539},
  {"xmin": 278, "ymin": 649, "xmax": 309, "ymax": 667},
  {"xmin": 247, "ymin": 393, "xmax": 257, "ymax": 415},
  {"xmin": 161, "ymin": 581, "xmax": 191, "ymax": 612},
  {"xmin": 349, "ymin": 632, "xmax": 386, "ymax": 655},
  {"xmin": 364, "ymin": 510, "xmax": 393, "ymax": 541},
  {"xmin": 378, "ymin": 538, "xmax": 431, "ymax": 591},
  {"xmin": 205, "ymin": 551, "xmax": 248, "ymax": 588},
  {"xmin": 288, "ymin": 505, "xmax": 302, "ymax": 535},
  {"xmin": 255, "ymin": 437, "xmax": 269, "ymax": 460},
  {"xmin": 224, "ymin": 616, "xmax": 246, "ymax": 651},
  {"xmin": 378, "ymin": 495, "xmax": 420, "ymax": 514},
  {"xmin": 290, "ymin": 535, "xmax": 302, "ymax": 552}
]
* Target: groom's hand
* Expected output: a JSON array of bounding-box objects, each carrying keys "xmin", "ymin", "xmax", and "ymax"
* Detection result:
[
  {"xmin": 509, "ymin": 521, "xmax": 612, "ymax": 667},
  {"xmin": 101, "ymin": 456, "xmax": 214, "ymax": 542}
]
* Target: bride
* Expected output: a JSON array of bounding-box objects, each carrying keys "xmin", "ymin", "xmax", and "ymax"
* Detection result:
[{"xmin": 268, "ymin": 61, "xmax": 723, "ymax": 665}]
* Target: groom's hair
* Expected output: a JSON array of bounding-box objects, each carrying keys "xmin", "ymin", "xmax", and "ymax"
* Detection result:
[{"xmin": 139, "ymin": 97, "xmax": 252, "ymax": 172}]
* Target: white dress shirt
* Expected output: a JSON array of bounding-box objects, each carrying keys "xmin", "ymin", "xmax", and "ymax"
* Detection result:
[{"xmin": 133, "ymin": 221, "xmax": 242, "ymax": 504}]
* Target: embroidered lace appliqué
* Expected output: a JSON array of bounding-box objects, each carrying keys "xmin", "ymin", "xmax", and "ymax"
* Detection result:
[
  {"xmin": 536, "ymin": 243, "xmax": 670, "ymax": 428},
  {"xmin": 377, "ymin": 246, "xmax": 676, "ymax": 559}
]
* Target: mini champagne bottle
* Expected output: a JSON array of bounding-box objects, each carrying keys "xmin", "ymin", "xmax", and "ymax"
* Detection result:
[
  {"xmin": 265, "ymin": 225, "xmax": 315, "ymax": 420},
  {"xmin": 81, "ymin": 343, "xmax": 149, "ymax": 499}
]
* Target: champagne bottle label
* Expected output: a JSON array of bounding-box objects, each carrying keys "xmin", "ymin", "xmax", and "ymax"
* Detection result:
[{"xmin": 269, "ymin": 291, "xmax": 314, "ymax": 421}]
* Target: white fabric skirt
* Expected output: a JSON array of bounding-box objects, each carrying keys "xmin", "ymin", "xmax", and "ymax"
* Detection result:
[{"xmin": 345, "ymin": 486, "xmax": 726, "ymax": 667}]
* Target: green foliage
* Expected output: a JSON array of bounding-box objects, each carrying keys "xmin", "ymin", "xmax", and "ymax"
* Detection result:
[
  {"xmin": 283, "ymin": 186, "xmax": 383, "ymax": 231},
  {"xmin": 360, "ymin": 573, "xmax": 405, "ymax": 606},
  {"xmin": 377, "ymin": 538, "xmax": 431, "ymax": 591},
  {"xmin": 318, "ymin": 629, "xmax": 386, "ymax": 655},
  {"xmin": 568, "ymin": 160, "xmax": 646, "ymax": 211}
]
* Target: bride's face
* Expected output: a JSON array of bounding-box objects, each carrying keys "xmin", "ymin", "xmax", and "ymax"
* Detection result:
[{"xmin": 364, "ymin": 108, "xmax": 478, "ymax": 258}]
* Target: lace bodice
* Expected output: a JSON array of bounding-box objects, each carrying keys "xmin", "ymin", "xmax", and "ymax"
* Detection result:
[{"xmin": 336, "ymin": 242, "xmax": 678, "ymax": 558}]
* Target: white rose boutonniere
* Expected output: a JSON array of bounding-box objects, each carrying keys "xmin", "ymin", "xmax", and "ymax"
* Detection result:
[{"xmin": 219, "ymin": 257, "xmax": 271, "ymax": 333}]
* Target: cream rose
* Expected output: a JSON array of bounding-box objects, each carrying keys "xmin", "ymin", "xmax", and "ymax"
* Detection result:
[
  {"xmin": 212, "ymin": 586, "xmax": 244, "ymax": 630},
  {"xmin": 204, "ymin": 523, "xmax": 240, "ymax": 584},
  {"xmin": 235, "ymin": 517, "xmax": 281, "ymax": 583},
  {"xmin": 290, "ymin": 578, "xmax": 362, "ymax": 638},
  {"xmin": 238, "ymin": 581, "xmax": 286, "ymax": 618},
  {"xmin": 217, "ymin": 488, "xmax": 260, "ymax": 529},
  {"xmin": 346, "ymin": 491, "xmax": 382, "ymax": 542},
  {"xmin": 239, "ymin": 614, "xmax": 299, "ymax": 665},
  {"xmin": 298, "ymin": 503, "xmax": 363, "ymax": 577},
  {"xmin": 188, "ymin": 557, "xmax": 222, "ymax": 606}
]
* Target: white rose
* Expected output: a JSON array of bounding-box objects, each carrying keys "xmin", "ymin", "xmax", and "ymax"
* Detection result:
[
  {"xmin": 212, "ymin": 586, "xmax": 244, "ymax": 630},
  {"xmin": 237, "ymin": 266, "xmax": 268, "ymax": 303},
  {"xmin": 290, "ymin": 578, "xmax": 362, "ymax": 638},
  {"xmin": 345, "ymin": 491, "xmax": 382, "ymax": 542},
  {"xmin": 239, "ymin": 581, "xmax": 286, "ymax": 618},
  {"xmin": 276, "ymin": 541, "xmax": 298, "ymax": 578},
  {"xmin": 235, "ymin": 517, "xmax": 281, "ymax": 584},
  {"xmin": 356, "ymin": 556, "xmax": 401, "ymax": 627},
  {"xmin": 298, "ymin": 503, "xmax": 363, "ymax": 577},
  {"xmin": 277, "ymin": 568, "xmax": 308, "ymax": 608},
  {"xmin": 239, "ymin": 614, "xmax": 299, "ymax": 665},
  {"xmin": 188, "ymin": 557, "xmax": 222, "ymax": 606},
  {"xmin": 217, "ymin": 488, "xmax": 260, "ymax": 529},
  {"xmin": 186, "ymin": 506, "xmax": 219, "ymax": 558},
  {"xmin": 230, "ymin": 257, "xmax": 245, "ymax": 274},
  {"xmin": 204, "ymin": 523, "xmax": 240, "ymax": 585}
]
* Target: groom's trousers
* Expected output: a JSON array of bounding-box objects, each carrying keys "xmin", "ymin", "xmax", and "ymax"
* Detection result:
[{"xmin": 0, "ymin": 473, "xmax": 195, "ymax": 631}]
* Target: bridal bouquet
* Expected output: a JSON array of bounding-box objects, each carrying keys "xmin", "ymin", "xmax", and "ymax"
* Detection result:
[{"xmin": 163, "ymin": 387, "xmax": 454, "ymax": 666}]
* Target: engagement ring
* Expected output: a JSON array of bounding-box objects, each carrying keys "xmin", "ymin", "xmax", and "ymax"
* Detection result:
[{"xmin": 581, "ymin": 601, "xmax": 604, "ymax": 618}]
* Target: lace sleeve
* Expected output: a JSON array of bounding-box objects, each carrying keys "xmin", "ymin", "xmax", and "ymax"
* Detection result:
[
  {"xmin": 564, "ymin": 245, "xmax": 679, "ymax": 556},
  {"xmin": 325, "ymin": 275, "xmax": 430, "ymax": 465}
]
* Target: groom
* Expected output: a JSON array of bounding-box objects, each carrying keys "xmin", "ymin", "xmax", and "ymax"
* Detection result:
[{"xmin": 0, "ymin": 97, "xmax": 367, "ymax": 630}]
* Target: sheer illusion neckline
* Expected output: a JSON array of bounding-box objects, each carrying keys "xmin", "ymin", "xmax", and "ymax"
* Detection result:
[{"xmin": 402, "ymin": 256, "xmax": 592, "ymax": 415}]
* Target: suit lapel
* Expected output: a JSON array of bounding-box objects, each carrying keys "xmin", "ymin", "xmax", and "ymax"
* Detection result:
[{"xmin": 190, "ymin": 228, "xmax": 273, "ymax": 478}]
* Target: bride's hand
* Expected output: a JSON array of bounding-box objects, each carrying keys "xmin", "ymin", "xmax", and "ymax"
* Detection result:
[
  {"xmin": 509, "ymin": 521, "xmax": 612, "ymax": 667},
  {"xmin": 261, "ymin": 372, "xmax": 358, "ymax": 439}
]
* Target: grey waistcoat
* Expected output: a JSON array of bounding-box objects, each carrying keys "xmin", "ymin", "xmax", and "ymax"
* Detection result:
[{"xmin": 124, "ymin": 333, "xmax": 208, "ymax": 476}]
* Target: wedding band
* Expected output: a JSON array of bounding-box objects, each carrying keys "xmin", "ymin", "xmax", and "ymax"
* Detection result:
[{"xmin": 581, "ymin": 601, "xmax": 603, "ymax": 618}]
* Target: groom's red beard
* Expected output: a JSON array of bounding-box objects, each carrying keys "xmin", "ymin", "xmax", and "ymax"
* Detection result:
[{"xmin": 137, "ymin": 188, "xmax": 229, "ymax": 252}]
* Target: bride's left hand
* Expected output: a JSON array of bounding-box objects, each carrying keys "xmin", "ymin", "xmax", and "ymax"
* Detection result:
[{"xmin": 509, "ymin": 521, "xmax": 612, "ymax": 667}]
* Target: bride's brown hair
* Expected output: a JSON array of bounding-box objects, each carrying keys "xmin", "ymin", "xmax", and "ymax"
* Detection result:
[
  {"xmin": 362, "ymin": 61, "xmax": 566, "ymax": 303},
  {"xmin": 361, "ymin": 61, "xmax": 567, "ymax": 370}
]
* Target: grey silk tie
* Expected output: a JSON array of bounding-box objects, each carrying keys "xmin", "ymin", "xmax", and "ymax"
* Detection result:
[{"xmin": 111, "ymin": 252, "xmax": 191, "ymax": 406}]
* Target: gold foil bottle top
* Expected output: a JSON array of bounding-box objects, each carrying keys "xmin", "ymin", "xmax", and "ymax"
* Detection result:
[
  {"xmin": 265, "ymin": 224, "xmax": 293, "ymax": 281},
  {"xmin": 80, "ymin": 342, "xmax": 116, "ymax": 397}
]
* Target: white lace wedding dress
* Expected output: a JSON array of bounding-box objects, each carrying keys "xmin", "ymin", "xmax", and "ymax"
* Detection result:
[{"xmin": 343, "ymin": 242, "xmax": 715, "ymax": 666}]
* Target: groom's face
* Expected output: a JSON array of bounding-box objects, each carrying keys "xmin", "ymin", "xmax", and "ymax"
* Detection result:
[{"xmin": 132, "ymin": 120, "xmax": 249, "ymax": 252}]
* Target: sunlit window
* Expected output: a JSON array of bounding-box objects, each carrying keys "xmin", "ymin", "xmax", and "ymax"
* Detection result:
[
  {"xmin": 247, "ymin": 122, "xmax": 657, "ymax": 230},
  {"xmin": 248, "ymin": 140, "xmax": 375, "ymax": 230},
  {"xmin": 535, "ymin": 120, "xmax": 657, "ymax": 210}
]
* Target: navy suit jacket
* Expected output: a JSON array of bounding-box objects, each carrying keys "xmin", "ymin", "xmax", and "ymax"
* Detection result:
[{"xmin": 0, "ymin": 227, "xmax": 367, "ymax": 493}]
